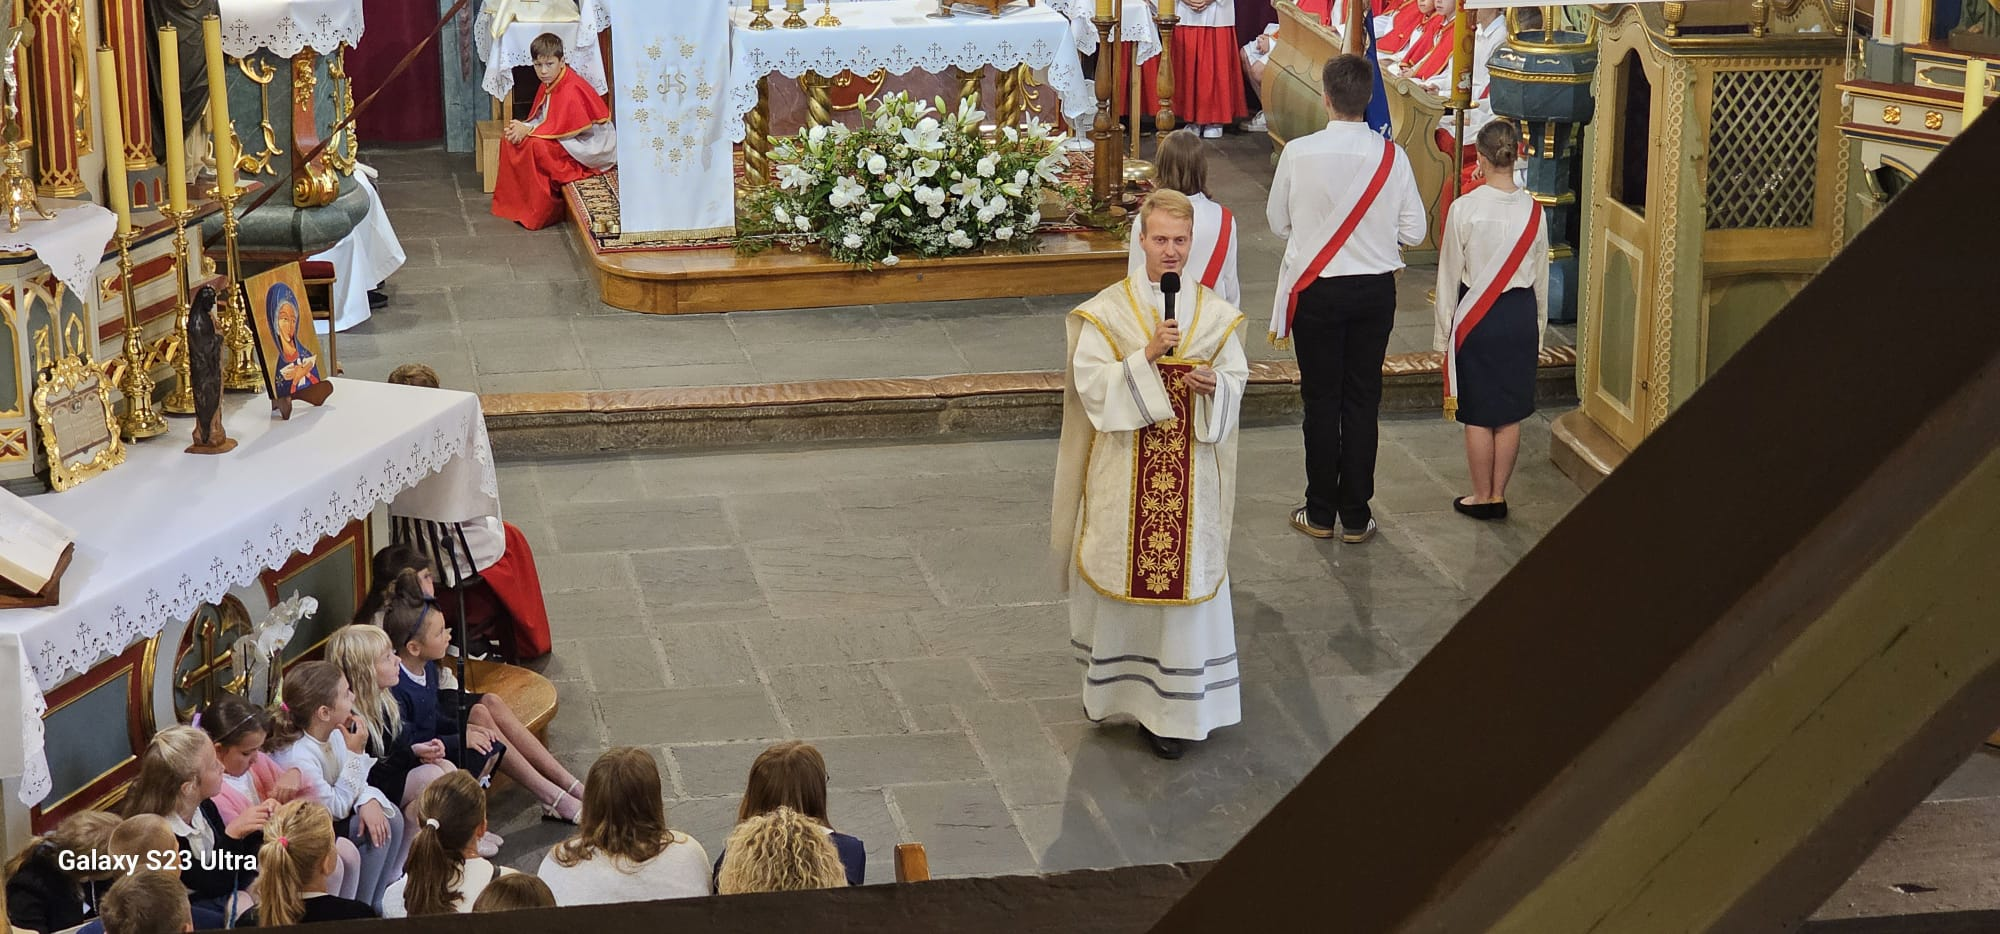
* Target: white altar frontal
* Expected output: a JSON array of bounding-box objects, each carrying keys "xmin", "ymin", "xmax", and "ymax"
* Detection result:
[{"xmin": 0, "ymin": 380, "xmax": 495, "ymax": 845}]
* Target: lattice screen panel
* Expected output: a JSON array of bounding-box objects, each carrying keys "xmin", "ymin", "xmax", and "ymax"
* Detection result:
[{"xmin": 1705, "ymin": 68, "xmax": 1821, "ymax": 230}]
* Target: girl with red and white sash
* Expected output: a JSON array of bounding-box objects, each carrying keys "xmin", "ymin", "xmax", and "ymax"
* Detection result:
[
  {"xmin": 1125, "ymin": 130, "xmax": 1240, "ymax": 306},
  {"xmin": 1432, "ymin": 121, "xmax": 1548, "ymax": 521}
]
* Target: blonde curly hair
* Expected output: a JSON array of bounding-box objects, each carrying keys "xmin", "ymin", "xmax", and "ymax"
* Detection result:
[{"xmin": 715, "ymin": 807, "xmax": 846, "ymax": 895}]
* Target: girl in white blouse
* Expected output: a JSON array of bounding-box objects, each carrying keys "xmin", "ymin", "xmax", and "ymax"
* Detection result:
[
  {"xmin": 382, "ymin": 771, "xmax": 515, "ymax": 917},
  {"xmin": 1431, "ymin": 120, "xmax": 1550, "ymax": 521},
  {"xmin": 266, "ymin": 662, "xmax": 407, "ymax": 913},
  {"xmin": 537, "ymin": 748, "xmax": 712, "ymax": 906}
]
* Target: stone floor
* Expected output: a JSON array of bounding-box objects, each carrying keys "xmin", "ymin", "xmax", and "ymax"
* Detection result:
[
  {"xmin": 337, "ymin": 136, "xmax": 1573, "ymax": 395},
  {"xmin": 480, "ymin": 414, "xmax": 1588, "ymax": 880}
]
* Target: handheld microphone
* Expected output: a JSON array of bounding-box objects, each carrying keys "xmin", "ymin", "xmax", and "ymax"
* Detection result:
[{"xmin": 1160, "ymin": 272, "xmax": 1181, "ymax": 322}]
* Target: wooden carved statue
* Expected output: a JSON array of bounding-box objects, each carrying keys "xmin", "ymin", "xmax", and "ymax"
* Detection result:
[
  {"xmin": 185, "ymin": 285, "xmax": 235, "ymax": 454},
  {"xmin": 487, "ymin": 0, "xmax": 582, "ymax": 40}
]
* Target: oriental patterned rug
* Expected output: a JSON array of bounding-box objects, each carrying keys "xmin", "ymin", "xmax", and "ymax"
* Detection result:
[{"xmin": 568, "ymin": 148, "xmax": 1108, "ymax": 254}]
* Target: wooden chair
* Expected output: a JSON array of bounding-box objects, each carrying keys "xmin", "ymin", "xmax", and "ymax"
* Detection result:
[
  {"xmin": 298, "ymin": 259, "xmax": 340, "ymax": 375},
  {"xmin": 895, "ymin": 842, "xmax": 931, "ymax": 882}
]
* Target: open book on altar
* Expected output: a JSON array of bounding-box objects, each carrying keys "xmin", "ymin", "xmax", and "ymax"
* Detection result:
[{"xmin": 0, "ymin": 488, "xmax": 75, "ymax": 606}]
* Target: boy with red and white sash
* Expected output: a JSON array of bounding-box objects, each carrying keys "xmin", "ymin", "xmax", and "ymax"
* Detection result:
[
  {"xmin": 1053, "ymin": 189, "xmax": 1249, "ymax": 762},
  {"xmin": 1433, "ymin": 122, "xmax": 1549, "ymax": 521},
  {"xmin": 1266, "ymin": 55, "xmax": 1426, "ymax": 543}
]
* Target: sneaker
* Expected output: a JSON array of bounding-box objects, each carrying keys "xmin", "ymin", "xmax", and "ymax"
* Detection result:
[
  {"xmin": 1244, "ymin": 111, "xmax": 1268, "ymax": 133},
  {"xmin": 1200, "ymin": 124, "xmax": 1223, "ymax": 139},
  {"xmin": 1340, "ymin": 518, "xmax": 1379, "ymax": 544},
  {"xmin": 1290, "ymin": 506, "xmax": 1337, "ymax": 540}
]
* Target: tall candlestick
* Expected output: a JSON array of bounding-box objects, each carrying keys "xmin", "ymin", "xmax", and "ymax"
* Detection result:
[
  {"xmin": 201, "ymin": 15, "xmax": 235, "ymax": 199},
  {"xmin": 1966, "ymin": 60, "xmax": 1988, "ymax": 125},
  {"xmin": 1097, "ymin": 0, "xmax": 1112, "ymax": 18},
  {"xmin": 157, "ymin": 26, "xmax": 186, "ymax": 213},
  {"xmin": 96, "ymin": 48, "xmax": 131, "ymax": 236}
]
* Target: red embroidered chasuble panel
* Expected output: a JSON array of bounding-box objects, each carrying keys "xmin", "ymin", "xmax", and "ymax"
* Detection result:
[{"xmin": 1129, "ymin": 362, "xmax": 1197, "ymax": 601}]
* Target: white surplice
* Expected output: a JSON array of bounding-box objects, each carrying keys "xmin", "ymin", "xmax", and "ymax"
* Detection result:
[
  {"xmin": 309, "ymin": 166, "xmax": 406, "ymax": 332},
  {"xmin": 1052, "ymin": 276, "xmax": 1248, "ymax": 741}
]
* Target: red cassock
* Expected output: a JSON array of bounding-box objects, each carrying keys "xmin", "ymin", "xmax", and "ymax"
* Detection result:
[
  {"xmin": 1114, "ymin": 31, "xmax": 1250, "ymax": 125},
  {"xmin": 492, "ymin": 66, "xmax": 611, "ymax": 231},
  {"xmin": 1408, "ymin": 15, "xmax": 1458, "ymax": 82},
  {"xmin": 1379, "ymin": 7, "xmax": 1433, "ymax": 54},
  {"xmin": 1298, "ymin": 0, "xmax": 1335, "ymax": 23}
]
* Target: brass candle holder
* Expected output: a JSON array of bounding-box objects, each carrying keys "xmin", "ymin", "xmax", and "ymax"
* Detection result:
[
  {"xmin": 749, "ymin": 0, "xmax": 774, "ymax": 29},
  {"xmin": 783, "ymin": 0, "xmax": 808, "ymax": 28},
  {"xmin": 814, "ymin": 0, "xmax": 841, "ymax": 27},
  {"xmin": 113, "ymin": 231, "xmax": 167, "ymax": 439},
  {"xmin": 157, "ymin": 206, "xmax": 196, "ymax": 415},
  {"xmin": 0, "ymin": 137, "xmax": 50, "ymax": 232},
  {"xmin": 215, "ymin": 181, "xmax": 260, "ymax": 392}
]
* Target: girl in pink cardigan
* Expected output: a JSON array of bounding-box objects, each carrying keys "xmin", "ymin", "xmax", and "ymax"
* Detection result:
[{"xmin": 196, "ymin": 696, "xmax": 363, "ymax": 901}]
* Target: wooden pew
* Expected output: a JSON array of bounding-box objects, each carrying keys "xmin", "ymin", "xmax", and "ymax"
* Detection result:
[{"xmin": 895, "ymin": 843, "xmax": 931, "ymax": 882}]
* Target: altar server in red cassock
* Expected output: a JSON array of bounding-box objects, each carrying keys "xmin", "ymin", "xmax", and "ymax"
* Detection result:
[
  {"xmin": 1120, "ymin": 1, "xmax": 1250, "ymax": 137},
  {"xmin": 1434, "ymin": 121, "xmax": 1549, "ymax": 523},
  {"xmin": 1378, "ymin": 0, "xmax": 1437, "ymax": 58},
  {"xmin": 492, "ymin": 33, "xmax": 617, "ymax": 231}
]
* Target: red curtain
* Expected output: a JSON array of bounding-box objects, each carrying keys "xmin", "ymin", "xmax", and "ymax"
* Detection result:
[{"xmin": 349, "ymin": 0, "xmax": 444, "ymax": 142}]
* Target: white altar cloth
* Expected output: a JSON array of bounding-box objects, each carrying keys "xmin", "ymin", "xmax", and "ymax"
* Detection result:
[
  {"xmin": 0, "ymin": 379, "xmax": 497, "ymax": 805},
  {"xmin": 473, "ymin": 1, "xmax": 612, "ymax": 100},
  {"xmin": 724, "ymin": 0, "xmax": 1096, "ymax": 141},
  {"xmin": 217, "ymin": 0, "xmax": 367, "ymax": 58},
  {"xmin": 0, "ymin": 200, "xmax": 118, "ymax": 307}
]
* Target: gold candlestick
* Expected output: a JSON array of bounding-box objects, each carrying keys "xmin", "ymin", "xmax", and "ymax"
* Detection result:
[
  {"xmin": 783, "ymin": 0, "xmax": 807, "ymax": 28},
  {"xmin": 814, "ymin": 0, "xmax": 841, "ymax": 27},
  {"xmin": 113, "ymin": 232, "xmax": 167, "ymax": 439},
  {"xmin": 157, "ymin": 206, "xmax": 195, "ymax": 415},
  {"xmin": 748, "ymin": 0, "xmax": 774, "ymax": 29},
  {"xmin": 215, "ymin": 177, "xmax": 260, "ymax": 392}
]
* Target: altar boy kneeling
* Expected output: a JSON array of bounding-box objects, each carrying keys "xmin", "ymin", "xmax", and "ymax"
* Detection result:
[{"xmin": 493, "ymin": 33, "xmax": 616, "ymax": 230}]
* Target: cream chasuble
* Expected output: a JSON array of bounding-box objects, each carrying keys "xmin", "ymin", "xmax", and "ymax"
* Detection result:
[{"xmin": 1052, "ymin": 277, "xmax": 1248, "ymax": 740}]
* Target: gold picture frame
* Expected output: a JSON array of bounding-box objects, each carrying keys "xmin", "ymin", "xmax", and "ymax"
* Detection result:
[{"xmin": 33, "ymin": 353, "xmax": 123, "ymax": 491}]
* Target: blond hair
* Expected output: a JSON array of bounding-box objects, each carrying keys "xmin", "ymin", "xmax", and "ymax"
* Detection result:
[
  {"xmin": 1138, "ymin": 188, "xmax": 1195, "ymax": 239},
  {"xmin": 106, "ymin": 816, "xmax": 176, "ymax": 867},
  {"xmin": 553, "ymin": 747, "xmax": 679, "ymax": 869},
  {"xmin": 98, "ymin": 871, "xmax": 191, "ymax": 934},
  {"xmin": 122, "ymin": 727, "xmax": 210, "ymax": 820},
  {"xmin": 716, "ymin": 807, "xmax": 847, "ymax": 895},
  {"xmin": 470, "ymin": 872, "xmax": 556, "ymax": 912},
  {"xmin": 252, "ymin": 801, "xmax": 340, "ymax": 927},
  {"xmin": 4, "ymin": 810, "xmax": 121, "ymax": 883},
  {"xmin": 326, "ymin": 624, "xmax": 400, "ymax": 756}
]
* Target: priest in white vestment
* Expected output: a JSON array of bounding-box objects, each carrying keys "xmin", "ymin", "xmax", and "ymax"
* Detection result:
[{"xmin": 1052, "ymin": 189, "xmax": 1249, "ymax": 760}]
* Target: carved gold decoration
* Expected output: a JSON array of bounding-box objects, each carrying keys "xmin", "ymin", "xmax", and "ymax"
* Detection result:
[
  {"xmin": 1881, "ymin": 104, "xmax": 1901, "ymax": 124},
  {"xmin": 956, "ymin": 65, "xmax": 980, "ymax": 110},
  {"xmin": 216, "ymin": 170, "xmax": 259, "ymax": 392},
  {"xmin": 235, "ymin": 54, "xmax": 281, "ymax": 176},
  {"xmin": 110, "ymin": 232, "xmax": 165, "ymax": 439},
  {"xmin": 1831, "ymin": 97, "xmax": 1850, "ymax": 253},
  {"xmin": 814, "ymin": 0, "xmax": 840, "ymax": 27},
  {"xmin": 326, "ymin": 45, "xmax": 357, "ymax": 174},
  {"xmin": 34, "ymin": 351, "xmax": 124, "ymax": 490},
  {"xmin": 163, "ymin": 597, "xmax": 253, "ymax": 722},
  {"xmin": 742, "ymin": 74, "xmax": 771, "ymax": 191},
  {"xmin": 997, "ymin": 64, "xmax": 1028, "ymax": 127},
  {"xmin": 65, "ymin": 0, "xmax": 85, "ymax": 155},
  {"xmin": 830, "ymin": 69, "xmax": 886, "ymax": 112},
  {"xmin": 1648, "ymin": 58, "xmax": 1690, "ymax": 434},
  {"xmin": 800, "ymin": 70, "xmax": 833, "ymax": 128},
  {"xmin": 1663, "ymin": 0, "xmax": 1686, "ymax": 36},
  {"xmin": 289, "ymin": 52, "xmax": 338, "ymax": 208},
  {"xmin": 1924, "ymin": 109, "xmax": 1943, "ymax": 129}
]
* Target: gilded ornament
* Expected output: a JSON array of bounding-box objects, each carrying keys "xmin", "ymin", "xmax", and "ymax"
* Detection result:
[
  {"xmin": 1924, "ymin": 110, "xmax": 1943, "ymax": 129},
  {"xmin": 34, "ymin": 351, "xmax": 125, "ymax": 490},
  {"xmin": 1881, "ymin": 104, "xmax": 1901, "ymax": 124}
]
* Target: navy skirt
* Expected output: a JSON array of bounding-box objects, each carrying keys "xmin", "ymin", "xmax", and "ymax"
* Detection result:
[{"xmin": 1454, "ymin": 285, "xmax": 1538, "ymax": 428}]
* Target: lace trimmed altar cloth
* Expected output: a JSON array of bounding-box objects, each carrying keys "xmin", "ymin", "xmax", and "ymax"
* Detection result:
[
  {"xmin": 217, "ymin": 0, "xmax": 366, "ymax": 57},
  {"xmin": 0, "ymin": 380, "xmax": 498, "ymax": 806},
  {"xmin": 1045, "ymin": 0, "xmax": 1163, "ymax": 62},
  {"xmin": 474, "ymin": 0, "xmax": 612, "ymax": 99},
  {"xmin": 724, "ymin": 0, "xmax": 1096, "ymax": 142},
  {"xmin": 0, "ymin": 200, "xmax": 118, "ymax": 305}
]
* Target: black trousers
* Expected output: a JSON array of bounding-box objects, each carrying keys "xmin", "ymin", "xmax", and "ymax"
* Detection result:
[{"xmin": 1293, "ymin": 272, "xmax": 1398, "ymax": 529}]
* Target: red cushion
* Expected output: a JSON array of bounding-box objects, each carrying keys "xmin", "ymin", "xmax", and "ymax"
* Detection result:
[{"xmin": 298, "ymin": 260, "xmax": 337, "ymax": 280}]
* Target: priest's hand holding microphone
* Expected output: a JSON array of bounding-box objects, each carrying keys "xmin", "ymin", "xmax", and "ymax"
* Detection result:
[{"xmin": 1147, "ymin": 272, "xmax": 1217, "ymax": 396}]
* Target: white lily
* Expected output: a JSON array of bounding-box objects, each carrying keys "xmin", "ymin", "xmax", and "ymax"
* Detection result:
[{"xmin": 829, "ymin": 175, "xmax": 868, "ymax": 210}]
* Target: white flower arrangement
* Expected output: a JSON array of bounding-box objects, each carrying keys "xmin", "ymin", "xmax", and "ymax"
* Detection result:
[
  {"xmin": 739, "ymin": 93, "xmax": 1079, "ymax": 268},
  {"xmin": 230, "ymin": 593, "xmax": 317, "ymax": 706}
]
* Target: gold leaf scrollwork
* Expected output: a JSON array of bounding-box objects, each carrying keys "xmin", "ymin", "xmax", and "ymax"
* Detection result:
[{"xmin": 235, "ymin": 54, "xmax": 282, "ymax": 177}]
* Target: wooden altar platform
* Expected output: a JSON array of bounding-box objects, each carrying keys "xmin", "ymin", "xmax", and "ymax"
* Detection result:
[{"xmin": 566, "ymin": 198, "xmax": 1130, "ymax": 316}]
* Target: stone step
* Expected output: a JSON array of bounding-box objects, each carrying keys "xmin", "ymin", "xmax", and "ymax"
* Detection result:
[{"xmin": 481, "ymin": 349, "xmax": 1578, "ymax": 457}]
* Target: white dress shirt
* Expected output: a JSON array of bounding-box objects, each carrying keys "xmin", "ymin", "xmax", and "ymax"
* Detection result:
[
  {"xmin": 1432, "ymin": 185, "xmax": 1550, "ymax": 351},
  {"xmin": 1267, "ymin": 121, "xmax": 1428, "ymax": 277}
]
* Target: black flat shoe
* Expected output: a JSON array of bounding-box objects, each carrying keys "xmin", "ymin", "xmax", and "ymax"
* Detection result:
[
  {"xmin": 1139, "ymin": 727, "xmax": 1186, "ymax": 760},
  {"xmin": 1454, "ymin": 497, "xmax": 1503, "ymax": 520},
  {"xmin": 367, "ymin": 288, "xmax": 389, "ymax": 309}
]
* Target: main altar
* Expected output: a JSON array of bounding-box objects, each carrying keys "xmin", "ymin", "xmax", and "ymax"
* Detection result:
[{"xmin": 564, "ymin": 0, "xmax": 1169, "ymax": 314}]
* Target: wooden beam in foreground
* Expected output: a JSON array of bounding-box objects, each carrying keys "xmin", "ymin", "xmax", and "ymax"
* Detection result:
[{"xmin": 1149, "ymin": 107, "xmax": 2000, "ymax": 934}]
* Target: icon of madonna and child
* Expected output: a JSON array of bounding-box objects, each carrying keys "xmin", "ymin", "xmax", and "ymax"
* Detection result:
[{"xmin": 245, "ymin": 265, "xmax": 335, "ymax": 416}]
